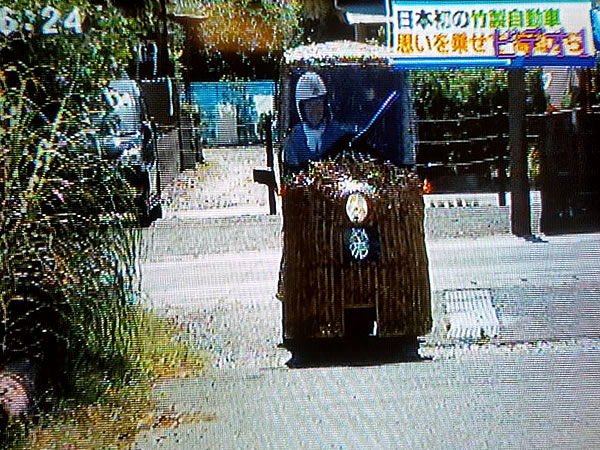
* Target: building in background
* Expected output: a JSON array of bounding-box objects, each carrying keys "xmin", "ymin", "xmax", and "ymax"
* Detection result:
[{"xmin": 334, "ymin": 0, "xmax": 387, "ymax": 43}]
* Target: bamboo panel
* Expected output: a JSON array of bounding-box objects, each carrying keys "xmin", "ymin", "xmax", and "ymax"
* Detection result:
[{"xmin": 282, "ymin": 156, "xmax": 431, "ymax": 339}]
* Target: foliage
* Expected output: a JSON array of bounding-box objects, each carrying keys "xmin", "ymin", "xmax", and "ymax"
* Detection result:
[
  {"xmin": 411, "ymin": 69, "xmax": 547, "ymax": 185},
  {"xmin": 0, "ymin": 0, "xmax": 152, "ymax": 424},
  {"xmin": 412, "ymin": 69, "xmax": 509, "ymax": 119},
  {"xmin": 298, "ymin": 0, "xmax": 331, "ymax": 21},
  {"xmin": 297, "ymin": 0, "xmax": 354, "ymax": 45},
  {"xmin": 0, "ymin": 63, "xmax": 137, "ymax": 393},
  {"xmin": 192, "ymin": 0, "xmax": 300, "ymax": 52},
  {"xmin": 23, "ymin": 311, "xmax": 206, "ymax": 449},
  {"xmin": 284, "ymin": 152, "xmax": 421, "ymax": 193},
  {"xmin": 180, "ymin": 0, "xmax": 302, "ymax": 80},
  {"xmin": 412, "ymin": 69, "xmax": 546, "ymax": 119},
  {"xmin": 0, "ymin": 0, "xmax": 140, "ymax": 110}
]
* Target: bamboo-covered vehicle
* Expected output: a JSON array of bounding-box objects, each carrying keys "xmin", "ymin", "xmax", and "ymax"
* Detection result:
[{"xmin": 276, "ymin": 42, "xmax": 432, "ymax": 352}]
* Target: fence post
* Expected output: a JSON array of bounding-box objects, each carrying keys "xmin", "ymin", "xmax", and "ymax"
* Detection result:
[{"xmin": 497, "ymin": 153, "xmax": 507, "ymax": 207}]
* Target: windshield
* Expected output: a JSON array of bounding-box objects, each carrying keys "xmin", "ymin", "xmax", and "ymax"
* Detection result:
[
  {"xmin": 94, "ymin": 79, "xmax": 143, "ymax": 136},
  {"xmin": 283, "ymin": 66, "xmax": 415, "ymax": 167}
]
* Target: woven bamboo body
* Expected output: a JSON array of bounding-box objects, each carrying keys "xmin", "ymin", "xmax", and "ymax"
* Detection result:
[{"xmin": 281, "ymin": 159, "xmax": 432, "ymax": 340}]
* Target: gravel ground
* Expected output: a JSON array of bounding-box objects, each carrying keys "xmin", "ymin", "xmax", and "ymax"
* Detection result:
[
  {"xmin": 143, "ymin": 146, "xmax": 290, "ymax": 371},
  {"xmin": 142, "ymin": 250, "xmax": 290, "ymax": 372},
  {"xmin": 160, "ymin": 146, "xmax": 271, "ymax": 217}
]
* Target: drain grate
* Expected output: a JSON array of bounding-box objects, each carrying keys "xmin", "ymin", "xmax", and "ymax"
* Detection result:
[{"xmin": 443, "ymin": 289, "xmax": 499, "ymax": 340}]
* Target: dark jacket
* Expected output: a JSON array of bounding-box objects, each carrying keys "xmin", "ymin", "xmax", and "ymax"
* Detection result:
[{"xmin": 283, "ymin": 120, "xmax": 350, "ymax": 172}]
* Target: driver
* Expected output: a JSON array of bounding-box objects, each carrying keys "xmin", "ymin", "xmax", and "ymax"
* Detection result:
[{"xmin": 283, "ymin": 71, "xmax": 350, "ymax": 172}]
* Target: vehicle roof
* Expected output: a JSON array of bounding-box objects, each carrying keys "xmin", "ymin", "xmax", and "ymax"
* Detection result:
[{"xmin": 284, "ymin": 41, "xmax": 394, "ymax": 66}]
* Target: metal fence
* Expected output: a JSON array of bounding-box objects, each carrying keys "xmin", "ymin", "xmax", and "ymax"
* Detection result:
[{"xmin": 188, "ymin": 81, "xmax": 275, "ymax": 146}]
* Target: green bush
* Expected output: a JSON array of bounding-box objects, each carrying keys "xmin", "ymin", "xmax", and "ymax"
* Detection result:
[
  {"xmin": 412, "ymin": 68, "xmax": 546, "ymax": 119},
  {"xmin": 0, "ymin": 0, "xmax": 149, "ymax": 410}
]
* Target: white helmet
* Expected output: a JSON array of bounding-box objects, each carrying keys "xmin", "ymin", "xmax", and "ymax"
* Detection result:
[{"xmin": 295, "ymin": 71, "xmax": 327, "ymax": 122}]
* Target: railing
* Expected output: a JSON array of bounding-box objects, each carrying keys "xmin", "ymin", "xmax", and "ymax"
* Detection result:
[
  {"xmin": 416, "ymin": 112, "xmax": 509, "ymax": 195},
  {"xmin": 416, "ymin": 108, "xmax": 600, "ymax": 233}
]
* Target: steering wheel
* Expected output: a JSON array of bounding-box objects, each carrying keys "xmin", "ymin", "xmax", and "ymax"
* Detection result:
[
  {"xmin": 320, "ymin": 132, "xmax": 381, "ymax": 162},
  {"xmin": 283, "ymin": 133, "xmax": 382, "ymax": 175}
]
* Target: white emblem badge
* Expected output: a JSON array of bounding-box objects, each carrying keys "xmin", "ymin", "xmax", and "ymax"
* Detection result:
[{"xmin": 346, "ymin": 193, "xmax": 368, "ymax": 223}]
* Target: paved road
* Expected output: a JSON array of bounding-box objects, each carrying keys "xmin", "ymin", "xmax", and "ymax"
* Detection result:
[
  {"xmin": 135, "ymin": 228, "xmax": 600, "ymax": 449},
  {"xmin": 133, "ymin": 148, "xmax": 600, "ymax": 448},
  {"xmin": 137, "ymin": 347, "xmax": 600, "ymax": 449}
]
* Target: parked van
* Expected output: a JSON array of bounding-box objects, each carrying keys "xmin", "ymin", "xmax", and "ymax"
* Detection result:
[{"xmin": 94, "ymin": 78, "xmax": 161, "ymax": 226}]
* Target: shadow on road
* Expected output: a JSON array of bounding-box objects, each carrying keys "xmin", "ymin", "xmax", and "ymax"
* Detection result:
[{"xmin": 283, "ymin": 338, "xmax": 430, "ymax": 368}]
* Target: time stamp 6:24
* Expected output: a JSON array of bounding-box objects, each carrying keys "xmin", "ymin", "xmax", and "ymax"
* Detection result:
[{"xmin": 1, "ymin": 6, "xmax": 83, "ymax": 37}]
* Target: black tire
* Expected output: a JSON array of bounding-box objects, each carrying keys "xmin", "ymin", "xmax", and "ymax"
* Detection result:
[{"xmin": 137, "ymin": 170, "xmax": 152, "ymax": 227}]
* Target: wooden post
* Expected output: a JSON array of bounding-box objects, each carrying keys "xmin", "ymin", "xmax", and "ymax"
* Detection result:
[
  {"xmin": 497, "ymin": 153, "xmax": 507, "ymax": 207},
  {"xmin": 265, "ymin": 115, "xmax": 277, "ymax": 215},
  {"xmin": 253, "ymin": 115, "xmax": 277, "ymax": 215},
  {"xmin": 508, "ymin": 69, "xmax": 532, "ymax": 237}
]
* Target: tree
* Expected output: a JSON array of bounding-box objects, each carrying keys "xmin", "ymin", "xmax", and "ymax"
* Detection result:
[
  {"xmin": 176, "ymin": 0, "xmax": 302, "ymax": 80},
  {"xmin": 299, "ymin": 0, "xmax": 353, "ymax": 43}
]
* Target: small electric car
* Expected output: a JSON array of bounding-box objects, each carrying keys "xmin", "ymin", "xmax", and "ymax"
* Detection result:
[{"xmin": 276, "ymin": 42, "xmax": 432, "ymax": 350}]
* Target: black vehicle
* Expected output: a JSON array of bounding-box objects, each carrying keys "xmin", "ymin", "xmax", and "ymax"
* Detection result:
[{"xmin": 94, "ymin": 78, "xmax": 161, "ymax": 226}]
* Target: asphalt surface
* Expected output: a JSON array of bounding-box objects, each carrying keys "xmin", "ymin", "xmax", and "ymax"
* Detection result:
[{"xmin": 133, "ymin": 147, "xmax": 600, "ymax": 449}]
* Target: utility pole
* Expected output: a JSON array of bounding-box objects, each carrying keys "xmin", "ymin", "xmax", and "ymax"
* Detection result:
[{"xmin": 508, "ymin": 69, "xmax": 532, "ymax": 237}]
